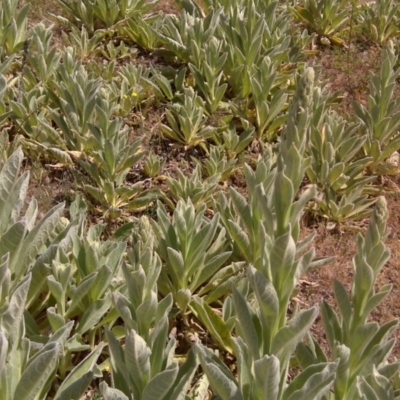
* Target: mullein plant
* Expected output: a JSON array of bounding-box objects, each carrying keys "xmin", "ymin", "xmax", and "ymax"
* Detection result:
[
  {"xmin": 215, "ymin": 67, "xmax": 319, "ymax": 266},
  {"xmin": 289, "ymin": 0, "xmax": 350, "ymax": 46},
  {"xmin": 360, "ymin": 0, "xmax": 400, "ymax": 45},
  {"xmin": 7, "ymin": 24, "xmax": 58, "ymax": 145},
  {"xmin": 161, "ymin": 87, "xmax": 215, "ymax": 149},
  {"xmin": 0, "ymin": 75, "xmax": 10, "ymax": 128},
  {"xmin": 296, "ymin": 196, "xmax": 400, "ymax": 399},
  {"xmin": 152, "ymin": 198, "xmax": 236, "ymax": 313},
  {"xmin": 306, "ymin": 104, "xmax": 376, "ymax": 223},
  {"xmin": 0, "ymin": 151, "xmax": 104, "ymax": 400},
  {"xmin": 78, "ymin": 102, "xmax": 158, "ymax": 217},
  {"xmin": 27, "ymin": 23, "xmax": 61, "ymax": 84},
  {"xmin": 195, "ymin": 67, "xmax": 339, "ymax": 398},
  {"xmin": 220, "ymin": 1, "xmax": 292, "ymax": 99},
  {"xmin": 44, "ymin": 59, "xmax": 103, "ymax": 153},
  {"xmin": 0, "ymin": 267, "xmax": 103, "ymax": 400},
  {"xmin": 0, "ymin": 0, "xmax": 30, "ymax": 56},
  {"xmin": 55, "ymin": 0, "xmax": 158, "ymax": 32},
  {"xmin": 156, "ymin": 9, "xmax": 222, "ymax": 65},
  {"xmin": 195, "ymin": 198, "xmax": 398, "ymax": 399},
  {"xmin": 165, "ymin": 164, "xmax": 220, "ymax": 209},
  {"xmin": 122, "ymin": 13, "xmax": 164, "ymax": 52},
  {"xmin": 100, "ymin": 218, "xmax": 200, "ymax": 400},
  {"xmin": 354, "ymin": 43, "xmax": 400, "ymax": 176},
  {"xmin": 188, "ymin": 38, "xmax": 228, "ymax": 114}
]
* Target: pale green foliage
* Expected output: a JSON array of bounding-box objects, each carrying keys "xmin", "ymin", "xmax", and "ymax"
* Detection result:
[
  {"xmin": 0, "ymin": 48, "xmax": 15, "ymax": 75},
  {"xmin": 122, "ymin": 13, "xmax": 164, "ymax": 51},
  {"xmin": 202, "ymin": 145, "xmax": 238, "ymax": 181},
  {"xmin": 157, "ymin": 10, "xmax": 221, "ymax": 65},
  {"xmin": 8, "ymin": 83, "xmax": 49, "ymax": 144},
  {"xmin": 219, "ymin": 1, "xmax": 293, "ymax": 98},
  {"xmin": 63, "ymin": 26, "xmax": 104, "ymax": 59},
  {"xmin": 42, "ymin": 56, "xmax": 103, "ymax": 153},
  {"xmin": 0, "ymin": 150, "xmax": 104, "ymax": 400},
  {"xmin": 79, "ymin": 117, "xmax": 158, "ymax": 216},
  {"xmin": 360, "ymin": 0, "xmax": 400, "ymax": 44},
  {"xmin": 55, "ymin": 0, "xmax": 158, "ymax": 32},
  {"xmin": 165, "ymin": 164, "xmax": 220, "ymax": 208},
  {"xmin": 2, "ymin": 0, "xmax": 400, "ymax": 398},
  {"xmin": 192, "ymin": 71, "xmax": 340, "ymax": 399},
  {"xmin": 109, "ymin": 63, "xmax": 156, "ymax": 117},
  {"xmin": 0, "ymin": 0, "xmax": 29, "ymax": 56},
  {"xmin": 61, "ymin": 222, "xmax": 126, "ymax": 324},
  {"xmin": 143, "ymin": 152, "xmax": 165, "ymax": 178},
  {"xmin": 0, "ymin": 264, "xmax": 104, "ymax": 400},
  {"xmin": 307, "ymin": 100, "xmax": 376, "ymax": 222},
  {"xmin": 230, "ymin": 56, "xmax": 288, "ymax": 139},
  {"xmin": 101, "ymin": 328, "xmax": 198, "ymax": 400},
  {"xmin": 4, "ymin": 23, "xmax": 58, "ymax": 141},
  {"xmin": 149, "ymin": 67, "xmax": 175, "ymax": 102},
  {"xmin": 356, "ymin": 367, "xmax": 400, "ymax": 399},
  {"xmin": 297, "ymin": 197, "xmax": 400, "ymax": 399},
  {"xmin": 188, "ymin": 38, "xmax": 228, "ymax": 114},
  {"xmin": 28, "ymin": 23, "xmax": 61, "ymax": 83},
  {"xmin": 105, "ymin": 222, "xmax": 199, "ymax": 398},
  {"xmin": 0, "ymin": 75, "xmax": 10, "ymax": 127},
  {"xmin": 0, "ymin": 148, "xmax": 67, "ymax": 287},
  {"xmin": 161, "ymin": 87, "xmax": 215, "ymax": 148},
  {"xmin": 100, "ymin": 39, "xmax": 132, "ymax": 61},
  {"xmin": 112, "ymin": 219, "xmax": 164, "ymax": 338},
  {"xmin": 290, "ymin": 0, "xmax": 350, "ymax": 41},
  {"xmin": 216, "ymin": 68, "xmax": 318, "ymax": 265},
  {"xmin": 354, "ymin": 43, "xmax": 400, "ymax": 175},
  {"xmin": 213, "ymin": 122, "xmax": 255, "ymax": 158},
  {"xmin": 195, "ymin": 288, "xmax": 338, "ymax": 399},
  {"xmin": 152, "ymin": 198, "xmax": 235, "ymax": 310},
  {"xmin": 0, "ymin": 130, "xmax": 11, "ymax": 168}
]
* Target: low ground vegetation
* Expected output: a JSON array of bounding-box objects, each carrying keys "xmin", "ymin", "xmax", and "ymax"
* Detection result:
[{"xmin": 2, "ymin": 0, "xmax": 400, "ymax": 398}]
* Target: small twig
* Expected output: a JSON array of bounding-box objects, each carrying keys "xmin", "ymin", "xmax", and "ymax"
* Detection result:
[{"xmin": 18, "ymin": 39, "xmax": 30, "ymax": 103}]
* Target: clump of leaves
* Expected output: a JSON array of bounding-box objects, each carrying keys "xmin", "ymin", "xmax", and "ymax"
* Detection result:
[
  {"xmin": 152, "ymin": 198, "xmax": 238, "ymax": 316},
  {"xmin": 0, "ymin": 0, "xmax": 30, "ymax": 56},
  {"xmin": 165, "ymin": 164, "xmax": 220, "ymax": 209},
  {"xmin": 354, "ymin": 43, "xmax": 400, "ymax": 176},
  {"xmin": 78, "ymin": 110, "xmax": 158, "ymax": 217},
  {"xmin": 360, "ymin": 0, "xmax": 400, "ymax": 45},
  {"xmin": 290, "ymin": 0, "xmax": 350, "ymax": 45},
  {"xmin": 161, "ymin": 87, "xmax": 215, "ymax": 150},
  {"xmin": 55, "ymin": 0, "xmax": 158, "ymax": 32}
]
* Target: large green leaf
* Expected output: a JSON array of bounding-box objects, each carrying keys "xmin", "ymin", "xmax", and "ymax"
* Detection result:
[
  {"xmin": 200, "ymin": 360, "xmax": 243, "ymax": 400},
  {"xmin": 233, "ymin": 286, "xmax": 259, "ymax": 360},
  {"xmin": 283, "ymin": 361, "xmax": 338, "ymax": 400},
  {"xmin": 272, "ymin": 307, "xmax": 318, "ymax": 360},
  {"xmin": 54, "ymin": 343, "xmax": 104, "ymax": 400},
  {"xmin": 125, "ymin": 329, "xmax": 151, "ymax": 395},
  {"xmin": 190, "ymin": 296, "xmax": 233, "ymax": 353},
  {"xmin": 142, "ymin": 366, "xmax": 179, "ymax": 400},
  {"xmin": 254, "ymin": 355, "xmax": 280, "ymax": 400},
  {"xmin": 13, "ymin": 342, "xmax": 61, "ymax": 400}
]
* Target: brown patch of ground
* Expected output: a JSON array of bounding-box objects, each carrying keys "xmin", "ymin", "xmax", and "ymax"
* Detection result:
[
  {"xmin": 310, "ymin": 38, "xmax": 381, "ymax": 114},
  {"xmin": 28, "ymin": 0, "xmax": 64, "ymax": 29},
  {"xmin": 23, "ymin": 159, "xmax": 76, "ymax": 217},
  {"xmin": 152, "ymin": 0, "xmax": 180, "ymax": 14}
]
